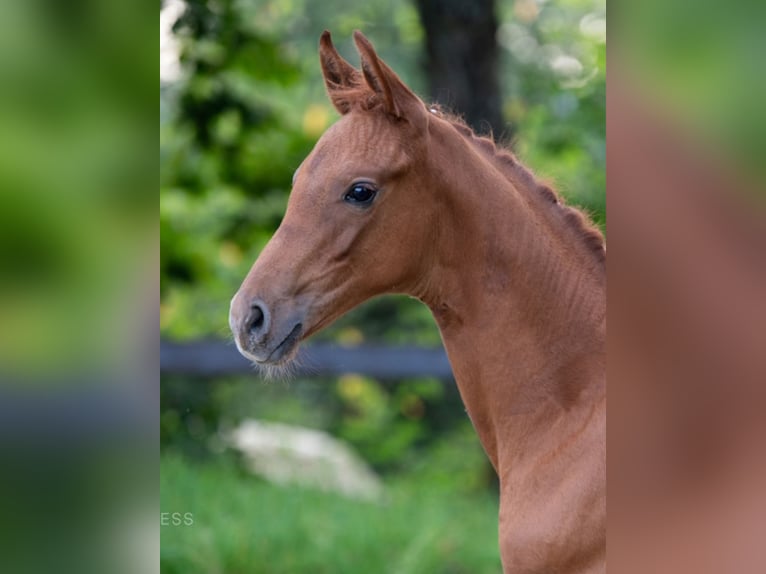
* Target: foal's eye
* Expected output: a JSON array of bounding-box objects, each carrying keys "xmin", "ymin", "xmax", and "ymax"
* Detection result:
[{"xmin": 344, "ymin": 183, "xmax": 377, "ymax": 205}]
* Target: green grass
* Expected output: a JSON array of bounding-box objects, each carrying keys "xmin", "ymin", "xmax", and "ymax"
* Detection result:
[{"xmin": 161, "ymin": 454, "xmax": 501, "ymax": 574}]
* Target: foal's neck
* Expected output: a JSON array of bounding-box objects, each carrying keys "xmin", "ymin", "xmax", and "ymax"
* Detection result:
[{"xmin": 416, "ymin": 119, "xmax": 606, "ymax": 471}]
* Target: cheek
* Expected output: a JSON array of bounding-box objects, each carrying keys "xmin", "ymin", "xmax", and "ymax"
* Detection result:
[
  {"xmin": 358, "ymin": 206, "xmax": 429, "ymax": 286},
  {"xmin": 316, "ymin": 216, "xmax": 366, "ymax": 265}
]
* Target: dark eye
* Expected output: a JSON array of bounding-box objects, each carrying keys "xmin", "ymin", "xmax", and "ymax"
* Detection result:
[{"xmin": 344, "ymin": 183, "xmax": 377, "ymax": 205}]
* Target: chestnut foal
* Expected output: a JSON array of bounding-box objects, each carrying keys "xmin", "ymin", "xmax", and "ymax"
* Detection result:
[{"xmin": 230, "ymin": 31, "xmax": 605, "ymax": 573}]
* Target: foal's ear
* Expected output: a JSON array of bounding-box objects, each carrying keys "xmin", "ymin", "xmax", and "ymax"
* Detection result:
[
  {"xmin": 352, "ymin": 30, "xmax": 427, "ymax": 127},
  {"xmin": 319, "ymin": 30, "xmax": 362, "ymax": 115}
]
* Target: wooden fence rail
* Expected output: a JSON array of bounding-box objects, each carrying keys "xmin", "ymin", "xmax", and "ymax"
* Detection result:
[{"xmin": 160, "ymin": 339, "xmax": 455, "ymax": 381}]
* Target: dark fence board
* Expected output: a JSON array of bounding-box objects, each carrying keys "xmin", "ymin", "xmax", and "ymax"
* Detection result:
[{"xmin": 160, "ymin": 339, "xmax": 454, "ymax": 381}]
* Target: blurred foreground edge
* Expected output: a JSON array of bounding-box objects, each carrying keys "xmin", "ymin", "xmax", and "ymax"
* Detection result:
[
  {"xmin": 608, "ymin": 70, "xmax": 766, "ymax": 574},
  {"xmin": 160, "ymin": 339, "xmax": 455, "ymax": 381}
]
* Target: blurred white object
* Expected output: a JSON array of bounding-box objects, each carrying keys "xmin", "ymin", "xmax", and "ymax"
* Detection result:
[
  {"xmin": 226, "ymin": 420, "xmax": 383, "ymax": 500},
  {"xmin": 160, "ymin": 0, "xmax": 184, "ymax": 83}
]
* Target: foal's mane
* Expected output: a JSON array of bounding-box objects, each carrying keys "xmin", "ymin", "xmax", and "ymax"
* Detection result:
[{"xmin": 434, "ymin": 108, "xmax": 606, "ymax": 269}]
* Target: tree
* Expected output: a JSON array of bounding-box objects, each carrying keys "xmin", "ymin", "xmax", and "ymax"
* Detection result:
[{"xmin": 414, "ymin": 0, "xmax": 507, "ymax": 137}]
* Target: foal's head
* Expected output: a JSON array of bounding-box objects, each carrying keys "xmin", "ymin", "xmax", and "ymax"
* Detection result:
[{"xmin": 230, "ymin": 31, "xmax": 435, "ymax": 368}]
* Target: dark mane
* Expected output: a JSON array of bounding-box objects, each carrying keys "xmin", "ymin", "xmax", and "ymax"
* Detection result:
[{"xmin": 433, "ymin": 107, "xmax": 606, "ymax": 268}]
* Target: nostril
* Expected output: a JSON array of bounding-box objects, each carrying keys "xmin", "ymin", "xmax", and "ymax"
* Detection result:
[{"xmin": 247, "ymin": 303, "xmax": 266, "ymax": 336}]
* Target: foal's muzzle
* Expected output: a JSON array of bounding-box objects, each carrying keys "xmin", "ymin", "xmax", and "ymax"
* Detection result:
[{"xmin": 229, "ymin": 294, "xmax": 303, "ymax": 364}]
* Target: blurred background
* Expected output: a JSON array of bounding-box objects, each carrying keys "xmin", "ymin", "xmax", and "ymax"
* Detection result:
[{"xmin": 160, "ymin": 0, "xmax": 605, "ymax": 572}]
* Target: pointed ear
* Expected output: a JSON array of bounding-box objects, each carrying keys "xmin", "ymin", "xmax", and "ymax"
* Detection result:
[
  {"xmin": 319, "ymin": 31, "xmax": 362, "ymax": 115},
  {"xmin": 352, "ymin": 30, "xmax": 427, "ymax": 126}
]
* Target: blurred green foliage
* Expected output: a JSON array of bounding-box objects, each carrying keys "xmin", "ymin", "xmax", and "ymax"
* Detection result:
[
  {"xmin": 0, "ymin": 1, "xmax": 154, "ymax": 378},
  {"xmin": 162, "ymin": 372, "xmax": 492, "ymax": 488}
]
